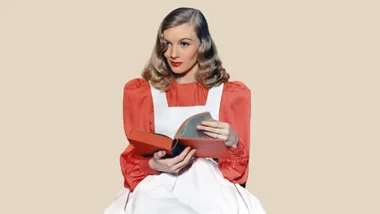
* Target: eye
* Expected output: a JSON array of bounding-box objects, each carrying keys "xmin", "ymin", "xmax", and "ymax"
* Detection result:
[
  {"xmin": 166, "ymin": 41, "xmax": 172, "ymax": 46},
  {"xmin": 181, "ymin": 42, "xmax": 190, "ymax": 47}
]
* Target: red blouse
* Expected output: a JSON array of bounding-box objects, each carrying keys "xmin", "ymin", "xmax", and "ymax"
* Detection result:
[{"xmin": 120, "ymin": 78, "xmax": 251, "ymax": 191}]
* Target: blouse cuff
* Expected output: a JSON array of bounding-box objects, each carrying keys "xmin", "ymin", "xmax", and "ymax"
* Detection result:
[{"xmin": 227, "ymin": 139, "xmax": 247, "ymax": 160}]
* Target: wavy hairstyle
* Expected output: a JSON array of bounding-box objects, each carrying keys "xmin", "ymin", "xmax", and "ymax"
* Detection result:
[{"xmin": 141, "ymin": 7, "xmax": 230, "ymax": 91}]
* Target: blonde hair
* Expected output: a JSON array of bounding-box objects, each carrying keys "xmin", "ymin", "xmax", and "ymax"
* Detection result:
[{"xmin": 141, "ymin": 7, "xmax": 230, "ymax": 91}]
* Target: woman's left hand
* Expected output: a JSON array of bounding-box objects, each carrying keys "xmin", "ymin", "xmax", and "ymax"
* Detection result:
[{"xmin": 197, "ymin": 120, "xmax": 239, "ymax": 148}]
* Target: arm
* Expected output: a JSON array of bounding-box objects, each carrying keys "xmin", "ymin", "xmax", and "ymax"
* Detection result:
[
  {"xmin": 217, "ymin": 81, "xmax": 251, "ymax": 185},
  {"xmin": 119, "ymin": 78, "xmax": 160, "ymax": 191}
]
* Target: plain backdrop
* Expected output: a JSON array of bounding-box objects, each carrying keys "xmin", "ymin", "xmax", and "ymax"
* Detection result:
[{"xmin": 1, "ymin": 0, "xmax": 379, "ymax": 213}]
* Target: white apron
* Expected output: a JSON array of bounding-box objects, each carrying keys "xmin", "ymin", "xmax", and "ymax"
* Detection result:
[{"xmin": 105, "ymin": 83, "xmax": 266, "ymax": 214}]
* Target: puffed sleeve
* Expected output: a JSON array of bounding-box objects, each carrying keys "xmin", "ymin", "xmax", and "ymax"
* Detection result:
[
  {"xmin": 119, "ymin": 78, "xmax": 160, "ymax": 191},
  {"xmin": 218, "ymin": 81, "xmax": 251, "ymax": 185}
]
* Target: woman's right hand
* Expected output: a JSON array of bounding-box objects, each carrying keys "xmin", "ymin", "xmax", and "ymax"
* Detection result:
[{"xmin": 148, "ymin": 147, "xmax": 197, "ymax": 174}]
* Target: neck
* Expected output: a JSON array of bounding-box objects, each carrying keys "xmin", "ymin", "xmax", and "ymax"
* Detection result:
[{"xmin": 175, "ymin": 63, "xmax": 199, "ymax": 84}]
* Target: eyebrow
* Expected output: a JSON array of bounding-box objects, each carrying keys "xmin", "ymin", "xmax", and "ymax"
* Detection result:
[
  {"xmin": 180, "ymin": 37, "xmax": 193, "ymax": 41},
  {"xmin": 165, "ymin": 37, "xmax": 193, "ymax": 42}
]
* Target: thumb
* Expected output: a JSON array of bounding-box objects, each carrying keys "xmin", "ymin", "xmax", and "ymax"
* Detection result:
[{"xmin": 154, "ymin": 151, "xmax": 166, "ymax": 159}]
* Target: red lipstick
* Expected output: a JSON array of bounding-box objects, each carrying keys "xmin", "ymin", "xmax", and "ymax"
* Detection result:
[{"xmin": 171, "ymin": 61, "xmax": 182, "ymax": 67}]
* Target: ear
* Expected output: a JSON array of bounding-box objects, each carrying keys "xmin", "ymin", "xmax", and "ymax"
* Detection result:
[{"xmin": 198, "ymin": 39, "xmax": 206, "ymax": 51}]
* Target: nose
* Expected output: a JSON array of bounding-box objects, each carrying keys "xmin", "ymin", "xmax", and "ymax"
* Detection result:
[{"xmin": 169, "ymin": 45, "xmax": 179, "ymax": 59}]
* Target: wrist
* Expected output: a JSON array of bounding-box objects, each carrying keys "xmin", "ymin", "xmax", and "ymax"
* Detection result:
[
  {"xmin": 230, "ymin": 142, "xmax": 238, "ymax": 149},
  {"xmin": 141, "ymin": 158, "xmax": 160, "ymax": 175},
  {"xmin": 148, "ymin": 158, "xmax": 156, "ymax": 170},
  {"xmin": 229, "ymin": 135, "xmax": 239, "ymax": 149}
]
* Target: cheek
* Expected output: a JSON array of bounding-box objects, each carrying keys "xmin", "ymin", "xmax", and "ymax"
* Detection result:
[
  {"xmin": 163, "ymin": 50, "xmax": 170, "ymax": 59},
  {"xmin": 184, "ymin": 48, "xmax": 199, "ymax": 63}
]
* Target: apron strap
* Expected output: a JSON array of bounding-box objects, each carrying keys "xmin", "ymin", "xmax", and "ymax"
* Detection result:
[
  {"xmin": 205, "ymin": 83, "xmax": 224, "ymax": 121},
  {"xmin": 149, "ymin": 82, "xmax": 169, "ymax": 116}
]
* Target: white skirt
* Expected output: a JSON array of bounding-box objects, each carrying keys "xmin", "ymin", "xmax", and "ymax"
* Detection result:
[{"xmin": 105, "ymin": 158, "xmax": 265, "ymax": 214}]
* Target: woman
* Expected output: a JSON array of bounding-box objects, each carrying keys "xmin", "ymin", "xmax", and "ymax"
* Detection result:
[{"xmin": 105, "ymin": 7, "xmax": 265, "ymax": 214}]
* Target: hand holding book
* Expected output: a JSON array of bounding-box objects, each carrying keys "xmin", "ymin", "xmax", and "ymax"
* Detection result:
[
  {"xmin": 148, "ymin": 147, "xmax": 197, "ymax": 174},
  {"xmin": 196, "ymin": 119, "xmax": 239, "ymax": 149}
]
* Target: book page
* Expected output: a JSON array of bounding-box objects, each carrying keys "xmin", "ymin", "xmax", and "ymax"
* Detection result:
[{"xmin": 175, "ymin": 112, "xmax": 213, "ymax": 138}]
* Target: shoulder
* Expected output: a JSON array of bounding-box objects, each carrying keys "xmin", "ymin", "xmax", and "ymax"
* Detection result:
[
  {"xmin": 219, "ymin": 81, "xmax": 251, "ymax": 117},
  {"xmin": 124, "ymin": 78, "xmax": 150, "ymax": 91},
  {"xmin": 222, "ymin": 80, "xmax": 251, "ymax": 96},
  {"xmin": 123, "ymin": 78, "xmax": 152, "ymax": 100}
]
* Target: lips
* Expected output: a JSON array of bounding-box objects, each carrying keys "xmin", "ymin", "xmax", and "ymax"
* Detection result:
[{"xmin": 170, "ymin": 61, "xmax": 182, "ymax": 67}]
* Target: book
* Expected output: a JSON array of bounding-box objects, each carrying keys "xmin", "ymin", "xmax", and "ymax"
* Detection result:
[{"xmin": 127, "ymin": 111, "xmax": 230, "ymax": 158}]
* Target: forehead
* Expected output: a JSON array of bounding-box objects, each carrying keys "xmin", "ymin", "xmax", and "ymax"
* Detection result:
[{"xmin": 163, "ymin": 23, "xmax": 198, "ymax": 41}]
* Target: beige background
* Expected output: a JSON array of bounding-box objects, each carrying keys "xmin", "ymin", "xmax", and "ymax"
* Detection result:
[{"xmin": 1, "ymin": 0, "xmax": 379, "ymax": 213}]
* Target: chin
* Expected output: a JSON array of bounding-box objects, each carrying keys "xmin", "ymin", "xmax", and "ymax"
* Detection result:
[{"xmin": 170, "ymin": 66, "xmax": 187, "ymax": 74}]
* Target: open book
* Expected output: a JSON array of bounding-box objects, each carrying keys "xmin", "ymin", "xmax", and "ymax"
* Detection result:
[{"xmin": 127, "ymin": 111, "xmax": 230, "ymax": 158}]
